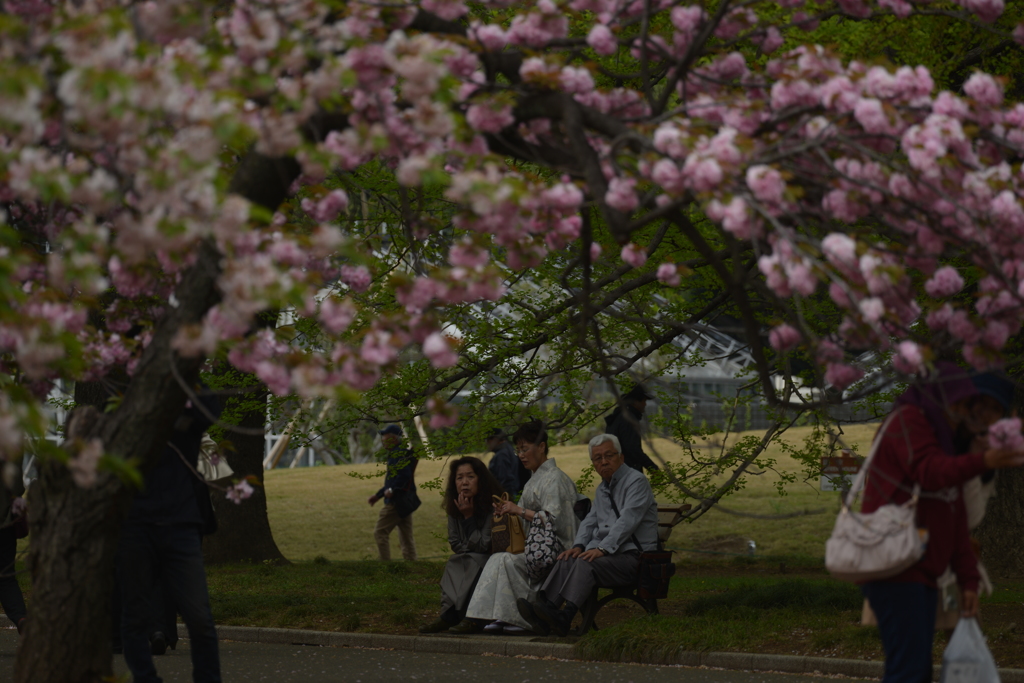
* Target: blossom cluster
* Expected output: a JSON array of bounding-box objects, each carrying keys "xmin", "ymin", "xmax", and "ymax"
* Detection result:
[{"xmin": 2, "ymin": 0, "xmax": 1024, "ymax": 485}]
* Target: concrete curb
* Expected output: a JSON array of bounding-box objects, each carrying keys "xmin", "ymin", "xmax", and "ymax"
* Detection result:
[{"xmin": 183, "ymin": 625, "xmax": 1024, "ymax": 682}]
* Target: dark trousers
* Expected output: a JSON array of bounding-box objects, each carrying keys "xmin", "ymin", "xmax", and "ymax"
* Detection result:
[
  {"xmin": 119, "ymin": 522, "xmax": 221, "ymax": 683},
  {"xmin": 542, "ymin": 552, "xmax": 640, "ymax": 608},
  {"xmin": 863, "ymin": 581, "xmax": 937, "ymax": 683},
  {"xmin": 0, "ymin": 525, "xmax": 27, "ymax": 628}
]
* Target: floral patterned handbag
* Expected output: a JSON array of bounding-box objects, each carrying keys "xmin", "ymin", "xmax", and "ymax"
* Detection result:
[{"xmin": 525, "ymin": 510, "xmax": 563, "ymax": 582}]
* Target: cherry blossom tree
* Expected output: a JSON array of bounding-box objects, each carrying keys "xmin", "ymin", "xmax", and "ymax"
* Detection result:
[{"xmin": 4, "ymin": 0, "xmax": 1024, "ymax": 679}]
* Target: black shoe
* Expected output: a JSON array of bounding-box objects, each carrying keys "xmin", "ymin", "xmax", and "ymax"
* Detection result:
[
  {"xmin": 532, "ymin": 600, "xmax": 572, "ymax": 637},
  {"xmin": 448, "ymin": 618, "xmax": 484, "ymax": 634},
  {"xmin": 150, "ymin": 631, "xmax": 168, "ymax": 656},
  {"xmin": 516, "ymin": 598, "xmax": 550, "ymax": 636}
]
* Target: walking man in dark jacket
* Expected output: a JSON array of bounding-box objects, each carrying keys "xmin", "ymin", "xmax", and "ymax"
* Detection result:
[
  {"xmin": 485, "ymin": 428, "xmax": 529, "ymax": 498},
  {"xmin": 368, "ymin": 424, "xmax": 418, "ymax": 560},
  {"xmin": 604, "ymin": 384, "xmax": 660, "ymax": 474}
]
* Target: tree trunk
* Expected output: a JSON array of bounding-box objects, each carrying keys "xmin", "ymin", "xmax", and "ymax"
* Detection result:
[
  {"xmin": 975, "ymin": 468, "xmax": 1024, "ymax": 578},
  {"xmin": 203, "ymin": 383, "xmax": 287, "ymax": 564},
  {"xmin": 14, "ymin": 460, "xmax": 125, "ymax": 683}
]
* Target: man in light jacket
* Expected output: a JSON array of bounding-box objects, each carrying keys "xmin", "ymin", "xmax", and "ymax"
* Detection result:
[{"xmin": 517, "ymin": 433, "xmax": 659, "ymax": 636}]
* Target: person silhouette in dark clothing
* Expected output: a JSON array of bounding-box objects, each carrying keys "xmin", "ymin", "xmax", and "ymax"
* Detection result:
[
  {"xmin": 485, "ymin": 428, "xmax": 530, "ymax": 498},
  {"xmin": 604, "ymin": 384, "xmax": 660, "ymax": 474}
]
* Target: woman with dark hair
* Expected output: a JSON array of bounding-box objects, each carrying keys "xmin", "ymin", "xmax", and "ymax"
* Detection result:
[
  {"xmin": 861, "ymin": 363, "xmax": 1024, "ymax": 683},
  {"xmin": 460, "ymin": 419, "xmax": 579, "ymax": 634},
  {"xmin": 418, "ymin": 456, "xmax": 504, "ymax": 633}
]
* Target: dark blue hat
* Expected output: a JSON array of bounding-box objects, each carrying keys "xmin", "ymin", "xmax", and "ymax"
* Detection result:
[
  {"xmin": 972, "ymin": 373, "xmax": 1015, "ymax": 412},
  {"xmin": 379, "ymin": 424, "xmax": 404, "ymax": 437}
]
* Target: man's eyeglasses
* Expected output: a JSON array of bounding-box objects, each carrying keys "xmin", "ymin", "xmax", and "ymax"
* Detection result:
[
  {"xmin": 590, "ymin": 451, "xmax": 619, "ymax": 463},
  {"xmin": 515, "ymin": 444, "xmax": 537, "ymax": 455}
]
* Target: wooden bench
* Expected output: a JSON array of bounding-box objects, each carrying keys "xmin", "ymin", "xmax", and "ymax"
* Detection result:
[{"xmin": 571, "ymin": 503, "xmax": 691, "ymax": 635}]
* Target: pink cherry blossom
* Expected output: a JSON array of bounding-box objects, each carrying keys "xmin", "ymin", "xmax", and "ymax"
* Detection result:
[
  {"xmin": 587, "ymin": 24, "xmax": 617, "ymax": 55},
  {"xmin": 961, "ymin": 0, "xmax": 1004, "ymax": 24},
  {"xmin": 656, "ymin": 263, "xmax": 681, "ymax": 286},
  {"xmin": 560, "ymin": 66, "xmax": 595, "ymax": 94},
  {"xmin": 226, "ymin": 479, "xmax": 255, "ymax": 504},
  {"xmin": 428, "ymin": 396, "xmax": 459, "ymax": 429},
  {"xmin": 466, "ymin": 102, "xmax": 515, "ymax": 133},
  {"xmin": 768, "ymin": 324, "xmax": 802, "ymax": 352},
  {"xmin": 746, "ymin": 165, "xmax": 785, "ymax": 205},
  {"xmin": 964, "ymin": 72, "xmax": 1004, "ymax": 107},
  {"xmin": 423, "ymin": 332, "xmax": 459, "ymax": 368},
  {"xmin": 892, "ymin": 340, "xmax": 925, "ymax": 374},
  {"xmin": 470, "ymin": 23, "xmax": 507, "ymax": 51},
  {"xmin": 605, "ymin": 177, "xmax": 639, "ymax": 212},
  {"xmin": 255, "ymin": 361, "xmax": 291, "ymax": 396},
  {"xmin": 421, "ymin": 0, "xmax": 467, "ymax": 20},
  {"xmin": 988, "ymin": 417, "xmax": 1024, "ymax": 451},
  {"xmin": 319, "ymin": 297, "xmax": 356, "ymax": 334},
  {"xmin": 340, "ymin": 265, "xmax": 372, "ymax": 292},
  {"xmin": 924, "ymin": 266, "xmax": 964, "ymax": 298},
  {"xmin": 302, "ymin": 190, "xmax": 349, "ymax": 223},
  {"xmin": 621, "ymin": 243, "xmax": 647, "ymax": 268},
  {"xmin": 760, "ymin": 27, "xmax": 784, "ymax": 54},
  {"xmin": 825, "ymin": 363, "xmax": 864, "ymax": 391},
  {"xmin": 822, "ymin": 233, "xmax": 858, "ymax": 268},
  {"xmin": 361, "ymin": 330, "xmax": 398, "ymax": 365}
]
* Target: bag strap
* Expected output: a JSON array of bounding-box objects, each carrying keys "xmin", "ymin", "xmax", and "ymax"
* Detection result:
[
  {"xmin": 841, "ymin": 408, "xmax": 919, "ymax": 512},
  {"xmin": 606, "ymin": 482, "xmax": 646, "ymax": 552}
]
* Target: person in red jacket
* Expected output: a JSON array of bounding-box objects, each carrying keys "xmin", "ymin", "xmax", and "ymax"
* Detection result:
[{"xmin": 861, "ymin": 362, "xmax": 1024, "ymax": 683}]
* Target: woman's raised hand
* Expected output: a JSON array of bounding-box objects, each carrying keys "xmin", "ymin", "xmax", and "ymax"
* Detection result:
[
  {"xmin": 493, "ymin": 500, "xmax": 522, "ymax": 516},
  {"xmin": 456, "ymin": 492, "xmax": 475, "ymax": 518}
]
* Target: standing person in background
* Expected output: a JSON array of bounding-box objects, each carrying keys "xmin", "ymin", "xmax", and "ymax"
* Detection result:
[
  {"xmin": 1, "ymin": 468, "xmax": 27, "ymax": 635},
  {"xmin": 419, "ymin": 456, "xmax": 504, "ymax": 634},
  {"xmin": 368, "ymin": 424, "xmax": 418, "ymax": 561},
  {"xmin": 118, "ymin": 391, "xmax": 223, "ymax": 683},
  {"xmin": 486, "ymin": 428, "xmax": 529, "ymax": 499},
  {"xmin": 605, "ymin": 385, "xmax": 660, "ymax": 474}
]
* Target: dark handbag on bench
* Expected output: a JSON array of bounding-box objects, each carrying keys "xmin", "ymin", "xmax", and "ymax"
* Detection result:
[{"xmin": 608, "ymin": 492, "xmax": 675, "ymax": 600}]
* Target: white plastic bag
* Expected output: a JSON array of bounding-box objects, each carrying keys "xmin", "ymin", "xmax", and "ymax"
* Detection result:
[{"xmin": 940, "ymin": 617, "xmax": 1000, "ymax": 683}]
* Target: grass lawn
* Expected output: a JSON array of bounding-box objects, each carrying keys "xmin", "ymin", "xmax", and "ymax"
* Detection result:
[{"xmin": 197, "ymin": 559, "xmax": 1024, "ymax": 669}]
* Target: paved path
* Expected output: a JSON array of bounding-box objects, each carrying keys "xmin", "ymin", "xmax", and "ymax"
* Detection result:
[{"xmin": 1, "ymin": 628, "xmax": 864, "ymax": 682}]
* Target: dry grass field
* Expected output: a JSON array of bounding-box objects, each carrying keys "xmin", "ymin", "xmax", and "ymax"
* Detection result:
[{"xmin": 265, "ymin": 422, "xmax": 882, "ymax": 563}]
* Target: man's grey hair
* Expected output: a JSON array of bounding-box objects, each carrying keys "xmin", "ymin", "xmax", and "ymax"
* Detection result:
[{"xmin": 589, "ymin": 433, "xmax": 621, "ymax": 456}]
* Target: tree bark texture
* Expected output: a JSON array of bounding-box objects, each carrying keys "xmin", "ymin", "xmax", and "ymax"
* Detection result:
[
  {"xmin": 14, "ymin": 459, "xmax": 126, "ymax": 683},
  {"xmin": 203, "ymin": 383, "xmax": 287, "ymax": 565},
  {"xmin": 975, "ymin": 467, "xmax": 1024, "ymax": 578}
]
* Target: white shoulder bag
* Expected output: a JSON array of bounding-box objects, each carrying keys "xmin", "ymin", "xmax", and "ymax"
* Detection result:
[{"xmin": 825, "ymin": 410, "xmax": 929, "ymax": 582}]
